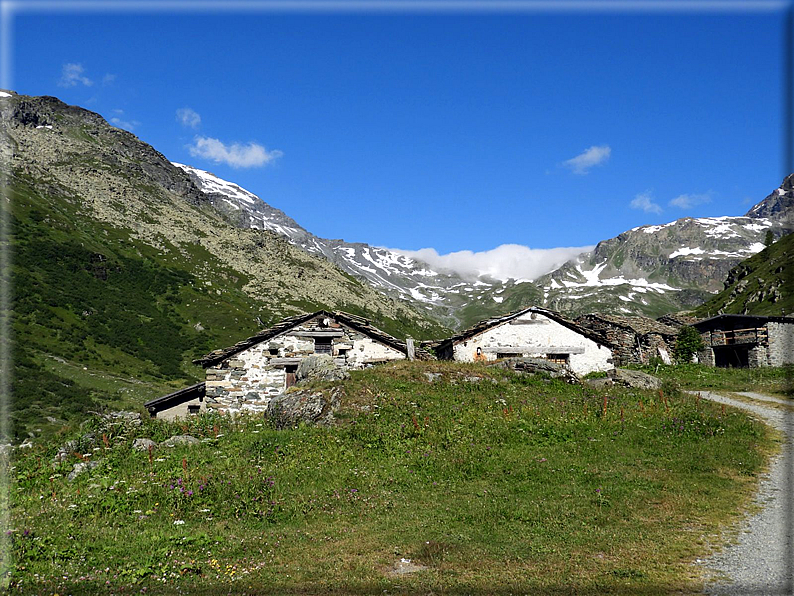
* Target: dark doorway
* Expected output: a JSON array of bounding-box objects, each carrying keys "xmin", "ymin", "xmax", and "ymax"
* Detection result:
[
  {"xmin": 714, "ymin": 346, "xmax": 750, "ymax": 368},
  {"xmin": 285, "ymin": 365, "xmax": 298, "ymax": 388}
]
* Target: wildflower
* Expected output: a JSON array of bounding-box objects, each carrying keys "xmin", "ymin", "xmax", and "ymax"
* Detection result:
[{"xmin": 173, "ymin": 520, "xmax": 185, "ymax": 525}]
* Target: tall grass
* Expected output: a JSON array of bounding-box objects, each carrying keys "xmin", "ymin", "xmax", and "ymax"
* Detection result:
[{"xmin": 7, "ymin": 362, "xmax": 774, "ymax": 594}]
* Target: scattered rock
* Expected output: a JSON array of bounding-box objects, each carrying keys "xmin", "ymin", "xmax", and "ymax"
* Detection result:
[
  {"xmin": 266, "ymin": 387, "xmax": 341, "ymax": 429},
  {"xmin": 424, "ymin": 372, "xmax": 443, "ymax": 382},
  {"xmin": 67, "ymin": 460, "xmax": 99, "ymax": 481},
  {"xmin": 160, "ymin": 435, "xmax": 200, "ymax": 448},
  {"xmin": 103, "ymin": 411, "xmax": 142, "ymax": 426},
  {"xmin": 18, "ymin": 439, "xmax": 34, "ymax": 449},
  {"xmin": 489, "ymin": 357, "xmax": 580, "ymax": 384},
  {"xmin": 583, "ymin": 377, "xmax": 613, "ymax": 388},
  {"xmin": 296, "ymin": 354, "xmax": 350, "ymax": 383},
  {"xmin": 609, "ymin": 368, "xmax": 661, "ymax": 390},
  {"xmin": 386, "ymin": 558, "xmax": 428, "ymax": 576},
  {"xmin": 132, "ymin": 438, "xmax": 158, "ymax": 452}
]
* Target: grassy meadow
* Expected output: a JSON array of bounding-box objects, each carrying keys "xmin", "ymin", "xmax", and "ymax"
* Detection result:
[{"xmin": 6, "ymin": 361, "xmax": 778, "ymax": 595}]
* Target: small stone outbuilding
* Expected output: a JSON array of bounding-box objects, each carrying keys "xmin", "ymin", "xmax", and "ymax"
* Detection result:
[
  {"xmin": 144, "ymin": 382, "xmax": 207, "ymax": 420},
  {"xmin": 693, "ymin": 314, "xmax": 794, "ymax": 368},
  {"xmin": 575, "ymin": 313, "xmax": 678, "ymax": 366},
  {"xmin": 436, "ymin": 306, "xmax": 613, "ymax": 376}
]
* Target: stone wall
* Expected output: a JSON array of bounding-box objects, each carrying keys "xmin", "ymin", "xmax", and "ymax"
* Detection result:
[
  {"xmin": 576, "ymin": 314, "xmax": 676, "ymax": 366},
  {"xmin": 451, "ymin": 311, "xmax": 613, "ymax": 375},
  {"xmin": 768, "ymin": 322, "xmax": 794, "ymax": 366},
  {"xmin": 204, "ymin": 315, "xmax": 405, "ymax": 414}
]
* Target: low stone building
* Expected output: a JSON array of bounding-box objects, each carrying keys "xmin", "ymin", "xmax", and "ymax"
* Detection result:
[
  {"xmin": 693, "ymin": 314, "xmax": 794, "ymax": 368},
  {"xmin": 436, "ymin": 306, "xmax": 613, "ymax": 376},
  {"xmin": 144, "ymin": 311, "xmax": 419, "ymax": 418},
  {"xmin": 575, "ymin": 313, "xmax": 678, "ymax": 366},
  {"xmin": 144, "ymin": 382, "xmax": 207, "ymax": 420},
  {"xmin": 190, "ymin": 310, "xmax": 417, "ymax": 415}
]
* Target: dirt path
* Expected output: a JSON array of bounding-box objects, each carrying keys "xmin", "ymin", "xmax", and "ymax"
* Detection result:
[{"xmin": 696, "ymin": 391, "xmax": 793, "ymax": 595}]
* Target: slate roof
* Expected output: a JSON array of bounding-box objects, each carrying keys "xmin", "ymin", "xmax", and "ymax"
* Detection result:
[
  {"xmin": 193, "ymin": 310, "xmax": 416, "ymax": 368},
  {"xmin": 693, "ymin": 313, "xmax": 794, "ymax": 332},
  {"xmin": 577, "ymin": 313, "xmax": 679, "ymax": 338},
  {"xmin": 144, "ymin": 382, "xmax": 206, "ymax": 414},
  {"xmin": 436, "ymin": 306, "xmax": 611, "ymax": 351},
  {"xmin": 656, "ymin": 313, "xmax": 699, "ymax": 329}
]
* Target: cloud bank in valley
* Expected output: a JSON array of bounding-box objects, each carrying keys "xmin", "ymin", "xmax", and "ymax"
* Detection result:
[{"xmin": 392, "ymin": 243, "xmax": 593, "ymax": 282}]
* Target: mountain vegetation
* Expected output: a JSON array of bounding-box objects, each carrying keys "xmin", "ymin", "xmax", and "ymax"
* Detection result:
[
  {"xmin": 2, "ymin": 92, "xmax": 448, "ymax": 439},
  {"xmin": 692, "ymin": 231, "xmax": 793, "ymax": 318}
]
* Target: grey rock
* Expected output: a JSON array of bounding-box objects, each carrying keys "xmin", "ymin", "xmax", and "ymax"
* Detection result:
[
  {"xmin": 609, "ymin": 368, "xmax": 661, "ymax": 390},
  {"xmin": 296, "ymin": 354, "xmax": 349, "ymax": 383},
  {"xmin": 489, "ymin": 357, "xmax": 581, "ymax": 384},
  {"xmin": 132, "ymin": 438, "xmax": 158, "ymax": 452},
  {"xmin": 266, "ymin": 387, "xmax": 341, "ymax": 429},
  {"xmin": 67, "ymin": 460, "xmax": 99, "ymax": 481},
  {"xmin": 583, "ymin": 377, "xmax": 613, "ymax": 388},
  {"xmin": 160, "ymin": 435, "xmax": 200, "ymax": 448},
  {"xmin": 424, "ymin": 372, "xmax": 443, "ymax": 382}
]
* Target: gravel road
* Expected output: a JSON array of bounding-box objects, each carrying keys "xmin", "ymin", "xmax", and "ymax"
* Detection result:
[{"xmin": 697, "ymin": 391, "xmax": 793, "ymax": 595}]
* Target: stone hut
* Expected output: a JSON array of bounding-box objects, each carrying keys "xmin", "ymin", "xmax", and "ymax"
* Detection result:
[
  {"xmin": 145, "ymin": 311, "xmax": 420, "ymax": 418},
  {"xmin": 436, "ymin": 306, "xmax": 613, "ymax": 376},
  {"xmin": 693, "ymin": 314, "xmax": 794, "ymax": 368},
  {"xmin": 575, "ymin": 313, "xmax": 678, "ymax": 366},
  {"xmin": 191, "ymin": 310, "xmax": 417, "ymax": 415},
  {"xmin": 144, "ymin": 383, "xmax": 207, "ymax": 420},
  {"xmin": 656, "ymin": 313, "xmax": 699, "ymax": 329}
]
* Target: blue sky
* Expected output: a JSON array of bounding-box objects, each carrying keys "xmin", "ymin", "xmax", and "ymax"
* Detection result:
[{"xmin": 5, "ymin": 2, "xmax": 791, "ymax": 279}]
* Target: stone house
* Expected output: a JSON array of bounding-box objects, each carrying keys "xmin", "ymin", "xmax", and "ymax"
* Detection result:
[
  {"xmin": 693, "ymin": 314, "xmax": 794, "ymax": 368},
  {"xmin": 436, "ymin": 306, "xmax": 613, "ymax": 376},
  {"xmin": 575, "ymin": 313, "xmax": 678, "ymax": 366},
  {"xmin": 145, "ymin": 310, "xmax": 418, "ymax": 418},
  {"xmin": 193, "ymin": 310, "xmax": 415, "ymax": 415}
]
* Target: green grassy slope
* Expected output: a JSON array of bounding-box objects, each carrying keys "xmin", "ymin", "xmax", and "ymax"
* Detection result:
[
  {"xmin": 8, "ymin": 361, "xmax": 774, "ymax": 594},
  {"xmin": 693, "ymin": 233, "xmax": 793, "ymax": 318},
  {"xmin": 5, "ymin": 93, "xmax": 449, "ymax": 440}
]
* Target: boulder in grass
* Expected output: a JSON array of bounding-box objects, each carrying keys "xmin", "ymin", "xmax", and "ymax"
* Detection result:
[
  {"xmin": 266, "ymin": 387, "xmax": 341, "ymax": 429},
  {"xmin": 610, "ymin": 368, "xmax": 662, "ymax": 390},
  {"xmin": 160, "ymin": 435, "xmax": 200, "ymax": 448},
  {"xmin": 132, "ymin": 438, "xmax": 158, "ymax": 452},
  {"xmin": 488, "ymin": 357, "xmax": 581, "ymax": 384},
  {"xmin": 296, "ymin": 354, "xmax": 349, "ymax": 384}
]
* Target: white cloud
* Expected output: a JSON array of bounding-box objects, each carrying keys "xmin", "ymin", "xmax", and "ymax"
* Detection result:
[
  {"xmin": 188, "ymin": 136, "xmax": 283, "ymax": 169},
  {"xmin": 669, "ymin": 192, "xmax": 712, "ymax": 209},
  {"xmin": 110, "ymin": 117, "xmax": 140, "ymax": 131},
  {"xmin": 630, "ymin": 191, "xmax": 663, "ymax": 214},
  {"xmin": 102, "ymin": 73, "xmax": 116, "ymax": 86},
  {"xmin": 563, "ymin": 145, "xmax": 611, "ymax": 175},
  {"xmin": 176, "ymin": 107, "xmax": 201, "ymax": 129},
  {"xmin": 392, "ymin": 244, "xmax": 592, "ymax": 282},
  {"xmin": 58, "ymin": 63, "xmax": 93, "ymax": 88}
]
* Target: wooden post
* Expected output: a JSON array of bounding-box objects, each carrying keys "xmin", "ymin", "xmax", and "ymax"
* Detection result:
[{"xmin": 406, "ymin": 337, "xmax": 415, "ymax": 361}]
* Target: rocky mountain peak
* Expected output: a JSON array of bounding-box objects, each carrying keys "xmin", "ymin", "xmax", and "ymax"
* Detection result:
[{"xmin": 745, "ymin": 174, "xmax": 794, "ymax": 224}]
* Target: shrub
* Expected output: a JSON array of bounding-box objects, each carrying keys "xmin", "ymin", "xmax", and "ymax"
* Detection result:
[{"xmin": 674, "ymin": 326, "xmax": 705, "ymax": 364}]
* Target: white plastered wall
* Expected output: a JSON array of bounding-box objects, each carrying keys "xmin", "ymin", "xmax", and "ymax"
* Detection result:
[{"xmin": 451, "ymin": 311, "xmax": 612, "ymax": 375}]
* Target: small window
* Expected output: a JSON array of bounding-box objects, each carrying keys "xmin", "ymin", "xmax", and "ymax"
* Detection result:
[
  {"xmin": 269, "ymin": 347, "xmax": 279, "ymax": 356},
  {"xmin": 314, "ymin": 337, "xmax": 332, "ymax": 355},
  {"xmin": 188, "ymin": 404, "xmax": 200, "ymax": 415},
  {"xmin": 546, "ymin": 354, "xmax": 569, "ymax": 365}
]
